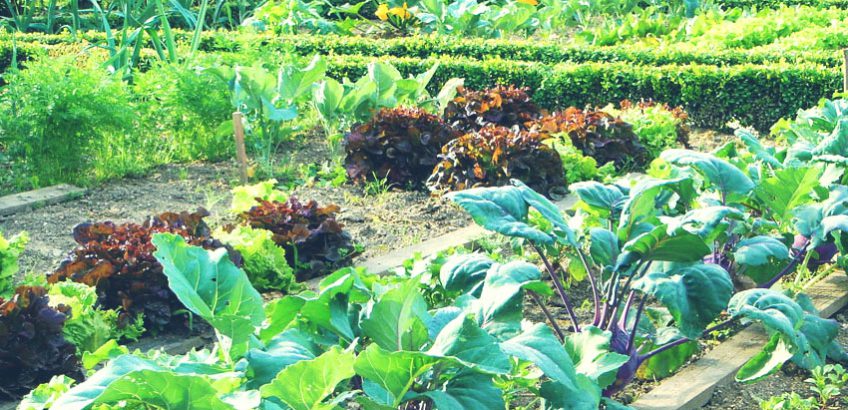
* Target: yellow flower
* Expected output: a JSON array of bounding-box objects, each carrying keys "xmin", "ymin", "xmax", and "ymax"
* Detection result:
[
  {"xmin": 517, "ymin": 0, "xmax": 539, "ymax": 5},
  {"xmin": 388, "ymin": 2, "xmax": 412, "ymax": 20},
  {"xmin": 376, "ymin": 4, "xmax": 389, "ymax": 21}
]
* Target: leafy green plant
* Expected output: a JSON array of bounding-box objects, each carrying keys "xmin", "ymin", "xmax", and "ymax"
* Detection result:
[
  {"xmin": 133, "ymin": 59, "xmax": 234, "ymax": 161},
  {"xmin": 214, "ymin": 55, "xmax": 327, "ymax": 175},
  {"xmin": 0, "ymin": 230, "xmax": 27, "ymax": 299},
  {"xmin": 214, "ymin": 225, "xmax": 296, "ymax": 292},
  {"xmin": 0, "ymin": 56, "xmax": 137, "ymax": 191},
  {"xmin": 530, "ymin": 107, "xmax": 650, "ymax": 171},
  {"xmin": 312, "ymin": 61, "xmax": 462, "ymax": 140},
  {"xmin": 230, "ymin": 179, "xmax": 289, "ymax": 214},
  {"xmin": 604, "ymin": 100, "xmax": 691, "ymax": 158},
  {"xmin": 443, "ymin": 85, "xmax": 542, "ymax": 133},
  {"xmin": 761, "ymin": 364, "xmax": 848, "ymax": 409},
  {"xmin": 427, "ymin": 125, "xmax": 567, "ymax": 197},
  {"xmin": 47, "ymin": 281, "xmax": 144, "ymax": 355},
  {"xmin": 237, "ymin": 196, "xmax": 358, "ymax": 281},
  {"xmin": 450, "ymin": 130, "xmax": 848, "ymax": 396},
  {"xmin": 344, "ymin": 106, "xmax": 459, "ymax": 187},
  {"xmin": 0, "ymin": 286, "xmax": 82, "ymax": 400},
  {"xmin": 48, "ymin": 209, "xmax": 237, "ymax": 333}
]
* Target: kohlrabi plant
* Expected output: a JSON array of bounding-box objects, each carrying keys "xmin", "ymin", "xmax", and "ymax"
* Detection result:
[
  {"xmin": 449, "ymin": 157, "xmax": 848, "ymax": 398},
  {"xmin": 312, "ymin": 61, "xmax": 463, "ymax": 143}
]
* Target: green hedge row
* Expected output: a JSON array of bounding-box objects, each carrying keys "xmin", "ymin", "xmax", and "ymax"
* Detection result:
[
  {"xmin": 0, "ymin": 37, "xmax": 840, "ymax": 133},
  {"xmin": 716, "ymin": 0, "xmax": 848, "ymax": 8},
  {"xmin": 319, "ymin": 54, "xmax": 841, "ymax": 132},
  {"xmin": 198, "ymin": 33, "xmax": 843, "ymax": 67},
  {"xmin": 1, "ymin": 30, "xmax": 841, "ymax": 68}
]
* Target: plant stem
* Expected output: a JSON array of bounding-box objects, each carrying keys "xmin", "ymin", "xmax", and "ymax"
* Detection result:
[
  {"xmin": 639, "ymin": 318, "xmax": 738, "ymax": 360},
  {"xmin": 760, "ymin": 245, "xmax": 807, "ymax": 289},
  {"xmin": 575, "ymin": 249, "xmax": 600, "ymax": 326},
  {"xmin": 532, "ymin": 244, "xmax": 581, "ymax": 332},
  {"xmin": 627, "ymin": 296, "xmax": 646, "ymax": 352},
  {"xmin": 530, "ymin": 291, "xmax": 566, "ymax": 342}
]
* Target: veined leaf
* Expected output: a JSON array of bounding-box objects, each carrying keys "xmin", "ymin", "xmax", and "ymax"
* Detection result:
[
  {"xmin": 449, "ymin": 186, "xmax": 553, "ymax": 245},
  {"xmin": 733, "ymin": 236, "xmax": 791, "ymax": 284},
  {"xmin": 563, "ymin": 325, "xmax": 630, "ymax": 389},
  {"xmin": 620, "ymin": 225, "xmax": 711, "ymax": 263},
  {"xmin": 633, "ymin": 264, "xmax": 732, "ymax": 339},
  {"xmin": 360, "ymin": 280, "xmax": 430, "ymax": 352},
  {"xmin": 152, "ymin": 233, "xmax": 264, "ymax": 359},
  {"xmin": 354, "ymin": 344, "xmax": 440, "ymax": 407},
  {"xmin": 260, "ymin": 346, "xmax": 355, "ymax": 410},
  {"xmin": 661, "ymin": 149, "xmax": 754, "ymax": 198},
  {"xmin": 477, "ymin": 261, "xmax": 551, "ymax": 338},
  {"xmin": 754, "ymin": 165, "xmax": 822, "ymax": 226},
  {"xmin": 428, "ymin": 315, "xmax": 511, "ymax": 374}
]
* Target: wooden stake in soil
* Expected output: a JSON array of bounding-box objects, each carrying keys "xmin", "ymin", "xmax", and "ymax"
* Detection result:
[
  {"xmin": 232, "ymin": 111, "xmax": 250, "ymax": 183},
  {"xmin": 843, "ymin": 49, "xmax": 848, "ymax": 93}
]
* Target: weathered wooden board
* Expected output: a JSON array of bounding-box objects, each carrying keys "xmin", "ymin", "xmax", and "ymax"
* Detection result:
[
  {"xmin": 0, "ymin": 184, "xmax": 85, "ymax": 216},
  {"xmin": 632, "ymin": 271, "xmax": 848, "ymax": 410}
]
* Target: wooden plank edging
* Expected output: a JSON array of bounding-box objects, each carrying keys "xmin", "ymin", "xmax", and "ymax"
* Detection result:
[
  {"xmin": 0, "ymin": 184, "xmax": 86, "ymax": 217},
  {"xmin": 632, "ymin": 271, "xmax": 848, "ymax": 410}
]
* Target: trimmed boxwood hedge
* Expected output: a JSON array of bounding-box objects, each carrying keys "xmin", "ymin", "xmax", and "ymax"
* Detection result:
[
  {"xmin": 716, "ymin": 0, "xmax": 848, "ymax": 8},
  {"xmin": 320, "ymin": 54, "xmax": 842, "ymax": 132},
  {"xmin": 0, "ymin": 35, "xmax": 841, "ymax": 132},
  {"xmin": 2, "ymin": 30, "xmax": 841, "ymax": 68}
]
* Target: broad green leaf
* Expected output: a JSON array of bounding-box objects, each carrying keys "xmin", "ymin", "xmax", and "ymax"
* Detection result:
[
  {"xmin": 570, "ymin": 181, "xmax": 625, "ymax": 216},
  {"xmin": 52, "ymin": 355, "xmax": 162, "ymax": 410},
  {"xmin": 728, "ymin": 289, "xmax": 806, "ymax": 347},
  {"xmin": 93, "ymin": 370, "xmax": 230, "ymax": 409},
  {"xmin": 669, "ymin": 206, "xmax": 744, "ymax": 239},
  {"xmin": 478, "ymin": 261, "xmax": 550, "ymax": 337},
  {"xmin": 246, "ymin": 329, "xmax": 320, "ymax": 388},
  {"xmin": 439, "ymin": 253, "xmax": 494, "ymax": 296},
  {"xmin": 313, "ymin": 78, "xmax": 344, "ymax": 122},
  {"xmin": 500, "ymin": 323, "xmax": 580, "ymax": 387},
  {"xmin": 354, "ymin": 344, "xmax": 440, "ymax": 407},
  {"xmin": 539, "ymin": 373, "xmax": 601, "ymax": 410},
  {"xmin": 736, "ymin": 333, "xmax": 792, "ymax": 383},
  {"xmin": 620, "ymin": 226, "xmax": 711, "ymax": 263},
  {"xmin": 661, "ymin": 149, "xmax": 754, "ymax": 197},
  {"xmin": 618, "ymin": 177, "xmax": 694, "ymax": 240},
  {"xmin": 361, "ymin": 280, "xmax": 430, "ymax": 351},
  {"xmin": 637, "ymin": 327, "xmax": 698, "ymax": 379},
  {"xmin": 822, "ymin": 214, "xmax": 848, "ymax": 238},
  {"xmin": 563, "ymin": 325, "xmax": 630, "ymax": 388},
  {"xmin": 435, "ymin": 77, "xmax": 464, "ymax": 114},
  {"xmin": 589, "ymin": 228, "xmax": 619, "ymax": 267},
  {"xmin": 633, "ymin": 264, "xmax": 732, "ymax": 339},
  {"xmin": 412, "ymin": 373, "xmax": 505, "ymax": 410},
  {"xmin": 259, "ymin": 296, "xmax": 306, "ymax": 343},
  {"xmin": 153, "ymin": 233, "xmax": 264, "ymax": 359},
  {"xmin": 736, "ymin": 129, "xmax": 782, "ymax": 168},
  {"xmin": 278, "ymin": 55, "xmax": 327, "ymax": 103},
  {"xmin": 754, "ymin": 166, "xmax": 822, "ymax": 226},
  {"xmin": 449, "ymin": 186, "xmax": 553, "ymax": 244},
  {"xmin": 512, "ymin": 180, "xmax": 577, "ymax": 246},
  {"xmin": 733, "ymin": 236, "xmax": 790, "ymax": 284},
  {"xmin": 260, "ymin": 347, "xmax": 355, "ymax": 410},
  {"xmin": 428, "ymin": 315, "xmax": 511, "ymax": 374},
  {"xmin": 300, "ymin": 273, "xmax": 358, "ymax": 341}
]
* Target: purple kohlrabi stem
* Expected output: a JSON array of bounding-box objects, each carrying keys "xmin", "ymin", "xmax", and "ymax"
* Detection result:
[
  {"xmin": 638, "ymin": 319, "xmax": 738, "ymax": 361},
  {"xmin": 529, "ymin": 291, "xmax": 566, "ymax": 342},
  {"xmin": 575, "ymin": 249, "xmax": 601, "ymax": 326},
  {"xmin": 760, "ymin": 238, "xmax": 809, "ymax": 289},
  {"xmin": 627, "ymin": 296, "xmax": 647, "ymax": 352},
  {"xmin": 532, "ymin": 244, "xmax": 581, "ymax": 332}
]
